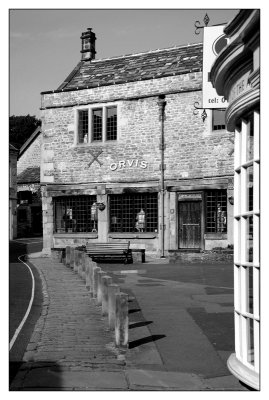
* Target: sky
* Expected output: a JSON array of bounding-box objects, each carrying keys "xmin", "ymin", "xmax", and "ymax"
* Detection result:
[{"xmin": 9, "ymin": 7, "xmax": 240, "ymax": 118}]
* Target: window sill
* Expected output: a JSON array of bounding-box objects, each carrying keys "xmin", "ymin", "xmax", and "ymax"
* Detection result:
[
  {"xmin": 204, "ymin": 233, "xmax": 227, "ymax": 240},
  {"xmin": 73, "ymin": 141, "xmax": 118, "ymax": 148},
  {"xmin": 54, "ymin": 233, "xmax": 98, "ymax": 239},
  {"xmin": 109, "ymin": 233, "xmax": 157, "ymax": 239},
  {"xmin": 212, "ymin": 128, "xmax": 227, "ymax": 133}
]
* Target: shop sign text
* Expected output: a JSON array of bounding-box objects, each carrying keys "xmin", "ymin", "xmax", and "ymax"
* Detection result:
[
  {"xmin": 229, "ymin": 71, "xmax": 250, "ymax": 103},
  {"xmin": 110, "ymin": 159, "xmax": 148, "ymax": 171}
]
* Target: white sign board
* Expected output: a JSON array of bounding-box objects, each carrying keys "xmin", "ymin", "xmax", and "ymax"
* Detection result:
[{"xmin": 202, "ymin": 25, "xmax": 228, "ymax": 109}]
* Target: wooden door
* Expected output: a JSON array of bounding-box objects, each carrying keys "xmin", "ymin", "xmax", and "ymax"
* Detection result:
[{"xmin": 178, "ymin": 201, "xmax": 201, "ymax": 249}]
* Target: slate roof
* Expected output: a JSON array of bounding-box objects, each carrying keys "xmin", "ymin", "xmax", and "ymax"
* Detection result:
[
  {"xmin": 19, "ymin": 126, "xmax": 41, "ymax": 158},
  {"xmin": 57, "ymin": 43, "xmax": 203, "ymax": 92},
  {"xmin": 17, "ymin": 166, "xmax": 40, "ymax": 184}
]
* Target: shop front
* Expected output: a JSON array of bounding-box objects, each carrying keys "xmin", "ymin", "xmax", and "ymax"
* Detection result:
[{"xmin": 210, "ymin": 9, "xmax": 260, "ymax": 390}]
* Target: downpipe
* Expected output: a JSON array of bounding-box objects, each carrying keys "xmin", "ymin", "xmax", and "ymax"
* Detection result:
[{"xmin": 157, "ymin": 95, "xmax": 166, "ymax": 258}]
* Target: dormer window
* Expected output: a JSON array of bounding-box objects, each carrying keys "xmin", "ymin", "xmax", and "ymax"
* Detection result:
[{"xmin": 76, "ymin": 104, "xmax": 118, "ymax": 144}]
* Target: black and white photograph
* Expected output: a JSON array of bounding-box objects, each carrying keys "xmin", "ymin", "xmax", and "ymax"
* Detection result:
[{"xmin": 8, "ymin": 3, "xmax": 262, "ymax": 393}]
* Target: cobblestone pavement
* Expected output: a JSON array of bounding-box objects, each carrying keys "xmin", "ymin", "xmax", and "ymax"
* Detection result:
[
  {"xmin": 10, "ymin": 258, "xmax": 126, "ymax": 390},
  {"xmin": 10, "ymin": 256, "xmax": 248, "ymax": 391}
]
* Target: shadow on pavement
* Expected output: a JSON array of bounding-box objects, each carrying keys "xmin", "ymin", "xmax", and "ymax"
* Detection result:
[
  {"xmin": 129, "ymin": 334, "xmax": 166, "ymax": 349},
  {"xmin": 10, "ymin": 361, "xmax": 63, "ymax": 391},
  {"xmin": 129, "ymin": 321, "xmax": 153, "ymax": 329}
]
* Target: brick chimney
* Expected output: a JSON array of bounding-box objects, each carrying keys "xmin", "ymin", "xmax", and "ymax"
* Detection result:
[{"xmin": 80, "ymin": 28, "xmax": 96, "ymax": 61}]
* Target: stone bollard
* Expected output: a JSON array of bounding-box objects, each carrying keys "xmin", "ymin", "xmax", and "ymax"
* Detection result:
[
  {"xmin": 88, "ymin": 258, "xmax": 95, "ymax": 295},
  {"xmin": 65, "ymin": 246, "xmax": 71, "ymax": 267},
  {"xmin": 74, "ymin": 250, "xmax": 79, "ymax": 272},
  {"xmin": 85, "ymin": 257, "xmax": 91, "ymax": 290},
  {"xmin": 77, "ymin": 251, "xmax": 83, "ymax": 276},
  {"xmin": 97, "ymin": 271, "xmax": 107, "ymax": 305},
  {"xmin": 70, "ymin": 247, "xmax": 75, "ymax": 269},
  {"xmin": 81, "ymin": 252, "xmax": 86, "ymax": 281},
  {"xmin": 108, "ymin": 284, "xmax": 120, "ymax": 330},
  {"xmin": 101, "ymin": 276, "xmax": 112, "ymax": 316},
  {"xmin": 61, "ymin": 248, "xmax": 66, "ymax": 265},
  {"xmin": 115, "ymin": 292, "xmax": 129, "ymax": 348},
  {"xmin": 92, "ymin": 266, "xmax": 101, "ymax": 298}
]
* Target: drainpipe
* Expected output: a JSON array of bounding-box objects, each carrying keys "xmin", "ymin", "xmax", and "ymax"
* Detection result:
[{"xmin": 157, "ymin": 95, "xmax": 166, "ymax": 258}]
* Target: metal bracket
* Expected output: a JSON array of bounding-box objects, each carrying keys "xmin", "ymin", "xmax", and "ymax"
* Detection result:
[
  {"xmin": 193, "ymin": 102, "xmax": 208, "ymax": 122},
  {"xmin": 194, "ymin": 13, "xmax": 210, "ymax": 35}
]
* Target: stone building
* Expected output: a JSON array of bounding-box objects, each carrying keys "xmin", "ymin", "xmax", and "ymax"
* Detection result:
[
  {"xmin": 40, "ymin": 29, "xmax": 234, "ymax": 260},
  {"xmin": 210, "ymin": 9, "xmax": 260, "ymax": 389},
  {"xmin": 9, "ymin": 144, "xmax": 18, "ymax": 240},
  {"xmin": 17, "ymin": 126, "xmax": 42, "ymax": 237}
]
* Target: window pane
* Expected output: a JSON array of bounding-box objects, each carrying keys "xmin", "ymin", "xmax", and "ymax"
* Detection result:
[
  {"xmin": 92, "ymin": 109, "xmax": 102, "ymax": 141},
  {"xmin": 247, "ymin": 115, "xmax": 254, "ymax": 161},
  {"xmin": 107, "ymin": 106, "xmax": 117, "ymax": 140},
  {"xmin": 109, "ymin": 193, "xmax": 158, "ymax": 233},
  {"xmin": 246, "ymin": 317, "xmax": 255, "ymax": 366},
  {"xmin": 212, "ymin": 109, "xmax": 226, "ymax": 130},
  {"xmin": 246, "ymin": 165, "xmax": 253, "ymax": 212},
  {"xmin": 54, "ymin": 196, "xmax": 96, "ymax": 233},
  {"xmin": 78, "ymin": 110, "xmax": 88, "ymax": 143},
  {"xmin": 206, "ymin": 190, "xmax": 227, "ymax": 233},
  {"xmin": 244, "ymin": 267, "xmax": 253, "ymax": 314},
  {"xmin": 246, "ymin": 216, "xmax": 253, "ymax": 262}
]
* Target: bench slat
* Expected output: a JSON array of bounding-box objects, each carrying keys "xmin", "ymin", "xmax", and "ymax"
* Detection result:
[{"xmin": 85, "ymin": 241, "xmax": 132, "ymax": 264}]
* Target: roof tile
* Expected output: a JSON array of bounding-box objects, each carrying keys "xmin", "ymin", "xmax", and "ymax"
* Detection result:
[{"xmin": 58, "ymin": 43, "xmax": 202, "ymax": 91}]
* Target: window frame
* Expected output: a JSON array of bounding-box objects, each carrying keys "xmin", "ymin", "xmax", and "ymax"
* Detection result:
[
  {"xmin": 233, "ymin": 111, "xmax": 260, "ymax": 374},
  {"xmin": 109, "ymin": 193, "xmax": 159, "ymax": 233},
  {"xmin": 53, "ymin": 195, "xmax": 97, "ymax": 233},
  {"xmin": 205, "ymin": 189, "xmax": 227, "ymax": 234},
  {"xmin": 75, "ymin": 103, "xmax": 118, "ymax": 145}
]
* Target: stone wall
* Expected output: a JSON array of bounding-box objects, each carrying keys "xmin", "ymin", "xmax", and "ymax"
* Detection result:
[
  {"xmin": 40, "ymin": 73, "xmax": 234, "ymax": 185},
  {"xmin": 40, "ymin": 71, "xmax": 234, "ymax": 256},
  {"xmin": 17, "ymin": 133, "xmax": 41, "ymax": 175}
]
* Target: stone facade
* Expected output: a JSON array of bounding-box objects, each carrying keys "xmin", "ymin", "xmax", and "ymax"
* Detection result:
[
  {"xmin": 40, "ymin": 40, "xmax": 234, "ymax": 259},
  {"xmin": 17, "ymin": 127, "xmax": 42, "ymax": 237},
  {"xmin": 9, "ymin": 144, "xmax": 18, "ymax": 239}
]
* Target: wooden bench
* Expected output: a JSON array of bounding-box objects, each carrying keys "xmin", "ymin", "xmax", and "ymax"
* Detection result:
[{"xmin": 85, "ymin": 242, "xmax": 133, "ymax": 264}]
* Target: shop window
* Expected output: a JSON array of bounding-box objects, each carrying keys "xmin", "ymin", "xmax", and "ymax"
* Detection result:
[
  {"xmin": 109, "ymin": 193, "xmax": 158, "ymax": 233},
  {"xmin": 205, "ymin": 190, "xmax": 227, "ymax": 233},
  {"xmin": 77, "ymin": 105, "xmax": 117, "ymax": 144},
  {"xmin": 54, "ymin": 195, "xmax": 97, "ymax": 233},
  {"xmin": 212, "ymin": 109, "xmax": 226, "ymax": 130},
  {"xmin": 233, "ymin": 112, "xmax": 260, "ymax": 374}
]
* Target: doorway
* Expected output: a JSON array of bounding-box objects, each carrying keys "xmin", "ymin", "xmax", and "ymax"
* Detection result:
[{"xmin": 178, "ymin": 201, "xmax": 201, "ymax": 249}]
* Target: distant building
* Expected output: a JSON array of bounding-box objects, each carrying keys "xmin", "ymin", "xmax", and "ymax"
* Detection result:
[
  {"xmin": 9, "ymin": 144, "xmax": 19, "ymax": 239},
  {"xmin": 210, "ymin": 9, "xmax": 260, "ymax": 390},
  {"xmin": 17, "ymin": 126, "xmax": 42, "ymax": 237},
  {"xmin": 40, "ymin": 28, "xmax": 234, "ymax": 260}
]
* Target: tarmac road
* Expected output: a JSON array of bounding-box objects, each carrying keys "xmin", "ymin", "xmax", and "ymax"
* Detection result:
[{"xmin": 9, "ymin": 238, "xmax": 43, "ymax": 384}]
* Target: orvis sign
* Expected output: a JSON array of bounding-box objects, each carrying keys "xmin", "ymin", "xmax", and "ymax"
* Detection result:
[
  {"xmin": 110, "ymin": 159, "xmax": 148, "ymax": 171},
  {"xmin": 203, "ymin": 25, "xmax": 229, "ymax": 109}
]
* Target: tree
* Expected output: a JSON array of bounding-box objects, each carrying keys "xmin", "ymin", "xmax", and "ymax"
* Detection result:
[{"xmin": 9, "ymin": 115, "xmax": 41, "ymax": 149}]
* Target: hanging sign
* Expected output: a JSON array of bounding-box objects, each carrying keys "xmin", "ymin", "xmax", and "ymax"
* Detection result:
[{"xmin": 202, "ymin": 25, "xmax": 228, "ymax": 109}]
